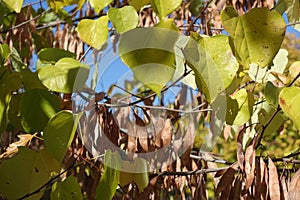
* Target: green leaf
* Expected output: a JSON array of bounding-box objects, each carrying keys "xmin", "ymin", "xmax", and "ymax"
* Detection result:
[
  {"xmin": 0, "ymin": 147, "xmax": 60, "ymax": 200},
  {"xmin": 0, "ymin": 44, "xmax": 10, "ymax": 65},
  {"xmin": 264, "ymin": 81, "xmax": 282, "ymax": 108},
  {"xmin": 155, "ymin": 19, "xmax": 179, "ymax": 31},
  {"xmin": 225, "ymin": 95, "xmax": 239, "ymax": 125},
  {"xmin": 77, "ymin": 16, "xmax": 108, "ymax": 50},
  {"xmin": 10, "ymin": 47, "xmax": 26, "ymax": 71},
  {"xmin": 38, "ymin": 57, "xmax": 90, "ymax": 93},
  {"xmin": 88, "ymin": 0, "xmax": 113, "ymax": 13},
  {"xmin": 108, "ymin": 6, "xmax": 138, "ymax": 34},
  {"xmin": 19, "ymin": 88, "xmax": 60, "ymax": 133},
  {"xmin": 21, "ymin": 68, "xmax": 47, "ymax": 90},
  {"xmin": 0, "ymin": 68, "xmax": 22, "ymax": 133},
  {"xmin": 248, "ymin": 49, "xmax": 288, "ymax": 83},
  {"xmin": 183, "ymin": 33, "xmax": 238, "ymax": 102},
  {"xmin": 231, "ymin": 89, "xmax": 254, "ymax": 126},
  {"xmin": 3, "ymin": 0, "xmax": 23, "ymax": 13},
  {"xmin": 286, "ymin": 0, "xmax": 300, "ymax": 32},
  {"xmin": 189, "ymin": 0, "xmax": 204, "ymax": 16},
  {"xmin": 8, "ymin": 93, "xmax": 24, "ymax": 131},
  {"xmin": 51, "ymin": 176, "xmax": 83, "ymax": 200},
  {"xmin": 119, "ymin": 157, "xmax": 149, "ymax": 192},
  {"xmin": 44, "ymin": 111, "xmax": 81, "ymax": 163},
  {"xmin": 150, "ymin": 0, "xmax": 182, "ymax": 19},
  {"xmin": 129, "ymin": 0, "xmax": 150, "ymax": 10},
  {"xmin": 96, "ymin": 150, "xmax": 122, "ymax": 200},
  {"xmin": 46, "ymin": 0, "xmax": 84, "ymax": 13},
  {"xmin": 38, "ymin": 48, "xmax": 76, "ymax": 64},
  {"xmin": 274, "ymin": 0, "xmax": 287, "ymax": 15},
  {"xmin": 257, "ymin": 102, "xmax": 284, "ymax": 135},
  {"xmin": 221, "ymin": 7, "xmax": 286, "ymax": 68},
  {"xmin": 118, "ymin": 27, "xmax": 179, "ymax": 95},
  {"xmin": 279, "ymin": 86, "xmax": 300, "ymax": 130},
  {"xmin": 193, "ymin": 33, "xmax": 239, "ymax": 89},
  {"xmin": 173, "ymin": 35, "xmax": 197, "ymax": 89}
]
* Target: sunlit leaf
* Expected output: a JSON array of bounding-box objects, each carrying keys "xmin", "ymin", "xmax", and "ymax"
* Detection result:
[
  {"xmin": 38, "ymin": 57, "xmax": 90, "ymax": 93},
  {"xmin": 129, "ymin": 0, "xmax": 150, "ymax": 10},
  {"xmin": 0, "ymin": 147, "xmax": 60, "ymax": 200},
  {"xmin": 37, "ymin": 48, "xmax": 75, "ymax": 64},
  {"xmin": 150, "ymin": 0, "xmax": 182, "ymax": 19},
  {"xmin": 88, "ymin": 0, "xmax": 113, "ymax": 13},
  {"xmin": 77, "ymin": 16, "xmax": 108, "ymax": 50},
  {"xmin": 155, "ymin": 19, "xmax": 179, "ymax": 31},
  {"xmin": 120, "ymin": 157, "xmax": 149, "ymax": 192},
  {"xmin": 279, "ymin": 86, "xmax": 300, "ymax": 130},
  {"xmin": 46, "ymin": 0, "xmax": 84, "ymax": 13},
  {"xmin": 231, "ymin": 89, "xmax": 254, "ymax": 126},
  {"xmin": 183, "ymin": 33, "xmax": 238, "ymax": 102},
  {"xmin": 286, "ymin": 0, "xmax": 300, "ymax": 32},
  {"xmin": 118, "ymin": 27, "xmax": 179, "ymax": 95},
  {"xmin": 0, "ymin": 44, "xmax": 10, "ymax": 65},
  {"xmin": 96, "ymin": 150, "xmax": 122, "ymax": 200},
  {"xmin": 19, "ymin": 89, "xmax": 60, "ymax": 133},
  {"xmin": 221, "ymin": 7, "xmax": 285, "ymax": 68},
  {"xmin": 3, "ymin": 0, "xmax": 23, "ymax": 13},
  {"xmin": 108, "ymin": 6, "xmax": 138, "ymax": 34},
  {"xmin": 264, "ymin": 81, "xmax": 281, "ymax": 108},
  {"xmin": 51, "ymin": 176, "xmax": 83, "ymax": 200},
  {"xmin": 44, "ymin": 111, "xmax": 81, "ymax": 163}
]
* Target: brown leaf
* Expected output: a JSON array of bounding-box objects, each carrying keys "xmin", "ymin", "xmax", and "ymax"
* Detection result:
[
  {"xmin": 216, "ymin": 167, "xmax": 236, "ymax": 195},
  {"xmin": 229, "ymin": 174, "xmax": 243, "ymax": 200},
  {"xmin": 268, "ymin": 157, "xmax": 281, "ymax": 200},
  {"xmin": 159, "ymin": 119, "xmax": 172, "ymax": 147},
  {"xmin": 237, "ymin": 129, "xmax": 245, "ymax": 171},
  {"xmin": 288, "ymin": 168, "xmax": 300, "ymax": 200},
  {"xmin": 0, "ymin": 134, "xmax": 34, "ymax": 158},
  {"xmin": 255, "ymin": 157, "xmax": 268, "ymax": 200},
  {"xmin": 280, "ymin": 175, "xmax": 288, "ymax": 200},
  {"xmin": 244, "ymin": 137, "xmax": 257, "ymax": 190}
]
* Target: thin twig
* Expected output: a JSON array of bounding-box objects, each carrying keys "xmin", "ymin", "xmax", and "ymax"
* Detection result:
[
  {"xmin": 0, "ymin": 9, "xmax": 50, "ymax": 34},
  {"xmin": 190, "ymin": 154, "xmax": 233, "ymax": 165},
  {"xmin": 17, "ymin": 162, "xmax": 84, "ymax": 200},
  {"xmin": 255, "ymin": 72, "xmax": 300, "ymax": 149},
  {"xmin": 79, "ymin": 45, "xmax": 92, "ymax": 62},
  {"xmin": 150, "ymin": 166, "xmax": 229, "ymax": 177}
]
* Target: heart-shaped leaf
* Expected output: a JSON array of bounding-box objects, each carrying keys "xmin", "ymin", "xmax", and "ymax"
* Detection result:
[
  {"xmin": 150, "ymin": 0, "xmax": 182, "ymax": 19},
  {"xmin": 221, "ymin": 7, "xmax": 285, "ymax": 68},
  {"xmin": 3, "ymin": 0, "xmax": 23, "ymax": 13},
  {"xmin": 88, "ymin": 0, "xmax": 113, "ymax": 13},
  {"xmin": 108, "ymin": 6, "xmax": 138, "ymax": 34},
  {"xmin": 129, "ymin": 0, "xmax": 150, "ymax": 10},
  {"xmin": 279, "ymin": 86, "xmax": 300, "ymax": 130},
  {"xmin": 118, "ymin": 27, "xmax": 179, "ymax": 95},
  {"xmin": 77, "ymin": 16, "xmax": 108, "ymax": 50},
  {"xmin": 38, "ymin": 57, "xmax": 89, "ymax": 93}
]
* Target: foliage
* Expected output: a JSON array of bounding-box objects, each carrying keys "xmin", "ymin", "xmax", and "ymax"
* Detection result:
[{"xmin": 0, "ymin": 0, "xmax": 300, "ymax": 199}]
